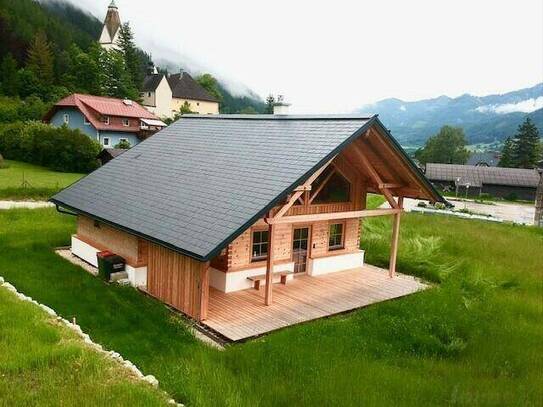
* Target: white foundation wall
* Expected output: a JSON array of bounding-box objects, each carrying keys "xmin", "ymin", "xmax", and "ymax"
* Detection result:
[
  {"xmin": 309, "ymin": 251, "xmax": 365, "ymax": 276},
  {"xmin": 71, "ymin": 235, "xmax": 99, "ymax": 267},
  {"xmin": 71, "ymin": 235, "xmax": 148, "ymax": 287},
  {"xmin": 210, "ymin": 262, "xmax": 295, "ymax": 293},
  {"xmin": 125, "ymin": 265, "xmax": 147, "ymax": 287}
]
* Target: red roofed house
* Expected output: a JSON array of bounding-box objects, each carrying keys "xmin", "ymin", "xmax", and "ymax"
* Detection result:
[{"xmin": 44, "ymin": 94, "xmax": 166, "ymax": 148}]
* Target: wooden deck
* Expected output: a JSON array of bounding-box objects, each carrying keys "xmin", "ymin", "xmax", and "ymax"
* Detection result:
[{"xmin": 203, "ymin": 265, "xmax": 427, "ymax": 341}]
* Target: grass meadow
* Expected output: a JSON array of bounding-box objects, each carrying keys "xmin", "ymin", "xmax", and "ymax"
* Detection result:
[
  {"xmin": 0, "ymin": 160, "xmax": 83, "ymax": 200},
  {"xmin": 0, "ymin": 206, "xmax": 541, "ymax": 406}
]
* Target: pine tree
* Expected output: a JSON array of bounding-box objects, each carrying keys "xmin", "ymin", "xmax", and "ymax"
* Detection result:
[
  {"xmin": 27, "ymin": 31, "xmax": 54, "ymax": 87},
  {"xmin": 512, "ymin": 117, "xmax": 541, "ymax": 169},
  {"xmin": 117, "ymin": 23, "xmax": 142, "ymax": 89},
  {"xmin": 100, "ymin": 49, "xmax": 139, "ymax": 100},
  {"xmin": 0, "ymin": 54, "xmax": 19, "ymax": 96},
  {"xmin": 498, "ymin": 137, "xmax": 515, "ymax": 167}
]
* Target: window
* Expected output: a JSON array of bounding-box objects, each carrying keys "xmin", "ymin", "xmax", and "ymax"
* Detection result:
[
  {"xmin": 197, "ymin": 102, "xmax": 200, "ymax": 106},
  {"xmin": 251, "ymin": 230, "xmax": 269, "ymax": 261},
  {"xmin": 312, "ymin": 168, "xmax": 351, "ymax": 203},
  {"xmin": 328, "ymin": 223, "xmax": 344, "ymax": 250},
  {"xmin": 122, "ymin": 118, "xmax": 130, "ymax": 127},
  {"xmin": 63, "ymin": 114, "xmax": 69, "ymax": 124},
  {"xmin": 148, "ymin": 92, "xmax": 152, "ymax": 97},
  {"xmin": 102, "ymin": 116, "xmax": 110, "ymax": 125},
  {"xmin": 103, "ymin": 137, "xmax": 110, "ymax": 147},
  {"xmin": 84, "ymin": 116, "xmax": 90, "ymax": 125}
]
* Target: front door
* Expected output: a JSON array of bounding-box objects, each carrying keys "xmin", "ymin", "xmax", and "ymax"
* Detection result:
[{"xmin": 292, "ymin": 227, "xmax": 310, "ymax": 273}]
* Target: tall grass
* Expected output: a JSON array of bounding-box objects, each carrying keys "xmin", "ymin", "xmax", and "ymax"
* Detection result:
[{"xmin": 1, "ymin": 208, "xmax": 542, "ymax": 406}]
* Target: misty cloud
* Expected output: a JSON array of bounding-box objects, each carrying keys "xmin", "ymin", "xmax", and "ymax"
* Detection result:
[{"xmin": 476, "ymin": 97, "xmax": 543, "ymax": 114}]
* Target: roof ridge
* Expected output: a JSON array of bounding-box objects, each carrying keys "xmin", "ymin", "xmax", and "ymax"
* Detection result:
[{"xmin": 180, "ymin": 114, "xmax": 377, "ymax": 120}]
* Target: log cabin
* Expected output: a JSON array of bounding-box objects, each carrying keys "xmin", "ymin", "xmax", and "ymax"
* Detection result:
[{"xmin": 51, "ymin": 113, "xmax": 446, "ymax": 340}]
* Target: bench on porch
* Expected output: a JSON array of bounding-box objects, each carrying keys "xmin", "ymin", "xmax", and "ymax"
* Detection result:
[{"xmin": 247, "ymin": 271, "xmax": 294, "ymax": 290}]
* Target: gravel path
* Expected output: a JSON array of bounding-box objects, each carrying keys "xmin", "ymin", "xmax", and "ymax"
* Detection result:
[
  {"xmin": 0, "ymin": 201, "xmax": 54, "ymax": 210},
  {"xmin": 383, "ymin": 197, "xmax": 535, "ymax": 225}
]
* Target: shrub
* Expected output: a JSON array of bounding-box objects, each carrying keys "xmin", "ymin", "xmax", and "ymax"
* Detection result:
[
  {"xmin": 434, "ymin": 202, "xmax": 446, "ymax": 210},
  {"xmin": 114, "ymin": 139, "xmax": 131, "ymax": 149},
  {"xmin": 504, "ymin": 192, "xmax": 518, "ymax": 202},
  {"xmin": 479, "ymin": 193, "xmax": 493, "ymax": 201},
  {"xmin": 0, "ymin": 122, "xmax": 100, "ymax": 173}
]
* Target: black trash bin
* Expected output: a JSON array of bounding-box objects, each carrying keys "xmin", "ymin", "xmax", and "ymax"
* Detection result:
[{"xmin": 97, "ymin": 251, "xmax": 125, "ymax": 281}]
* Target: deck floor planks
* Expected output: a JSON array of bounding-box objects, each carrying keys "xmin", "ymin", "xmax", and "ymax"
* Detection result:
[{"xmin": 203, "ymin": 265, "xmax": 427, "ymax": 341}]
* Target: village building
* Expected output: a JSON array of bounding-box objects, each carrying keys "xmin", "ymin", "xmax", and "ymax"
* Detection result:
[
  {"xmin": 99, "ymin": 1, "xmax": 122, "ymax": 51},
  {"xmin": 51, "ymin": 112, "xmax": 445, "ymax": 341},
  {"xmin": 44, "ymin": 94, "xmax": 166, "ymax": 148},
  {"xmin": 425, "ymin": 163, "xmax": 540, "ymax": 201},
  {"xmin": 141, "ymin": 66, "xmax": 220, "ymax": 118}
]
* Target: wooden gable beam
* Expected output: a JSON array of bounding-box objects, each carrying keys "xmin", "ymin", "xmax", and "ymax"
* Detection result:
[
  {"xmin": 273, "ymin": 157, "xmax": 335, "ymax": 219},
  {"xmin": 266, "ymin": 208, "xmax": 401, "ymax": 225},
  {"xmin": 349, "ymin": 139, "xmax": 399, "ymax": 209},
  {"xmin": 366, "ymin": 127, "xmax": 429, "ymax": 199}
]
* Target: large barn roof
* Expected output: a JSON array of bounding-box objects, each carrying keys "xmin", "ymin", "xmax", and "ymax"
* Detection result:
[
  {"xmin": 426, "ymin": 163, "xmax": 540, "ymax": 188},
  {"xmin": 51, "ymin": 115, "xmax": 444, "ymax": 261}
]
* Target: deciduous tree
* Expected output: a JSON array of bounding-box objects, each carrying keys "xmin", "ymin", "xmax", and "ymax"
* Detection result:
[{"xmin": 415, "ymin": 126, "xmax": 470, "ymax": 165}]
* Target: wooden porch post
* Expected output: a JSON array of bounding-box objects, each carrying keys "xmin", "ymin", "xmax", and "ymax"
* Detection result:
[
  {"xmin": 389, "ymin": 197, "xmax": 403, "ymax": 278},
  {"xmin": 265, "ymin": 220, "xmax": 275, "ymax": 305},
  {"xmin": 199, "ymin": 261, "xmax": 210, "ymax": 321}
]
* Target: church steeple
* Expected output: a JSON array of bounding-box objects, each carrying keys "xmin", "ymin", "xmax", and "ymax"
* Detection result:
[{"xmin": 99, "ymin": 0, "xmax": 122, "ymax": 50}]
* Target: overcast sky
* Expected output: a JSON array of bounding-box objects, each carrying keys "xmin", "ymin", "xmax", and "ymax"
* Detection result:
[{"xmin": 66, "ymin": 0, "xmax": 542, "ymax": 113}]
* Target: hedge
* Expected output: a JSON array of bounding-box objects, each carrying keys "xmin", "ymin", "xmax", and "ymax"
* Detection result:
[{"xmin": 0, "ymin": 121, "xmax": 101, "ymax": 173}]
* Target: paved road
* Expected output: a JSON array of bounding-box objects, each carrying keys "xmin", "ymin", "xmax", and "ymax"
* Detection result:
[
  {"xmin": 0, "ymin": 201, "xmax": 54, "ymax": 210},
  {"xmin": 383, "ymin": 198, "xmax": 535, "ymax": 225}
]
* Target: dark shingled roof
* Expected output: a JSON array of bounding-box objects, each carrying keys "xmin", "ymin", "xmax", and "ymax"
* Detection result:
[
  {"xmin": 51, "ymin": 115, "xmax": 441, "ymax": 261},
  {"xmin": 142, "ymin": 74, "xmax": 165, "ymax": 92},
  {"xmin": 425, "ymin": 163, "xmax": 540, "ymax": 188},
  {"xmin": 167, "ymin": 72, "xmax": 219, "ymax": 103}
]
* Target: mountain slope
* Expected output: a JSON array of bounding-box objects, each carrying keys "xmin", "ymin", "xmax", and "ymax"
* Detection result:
[{"xmin": 357, "ymin": 83, "xmax": 543, "ymax": 145}]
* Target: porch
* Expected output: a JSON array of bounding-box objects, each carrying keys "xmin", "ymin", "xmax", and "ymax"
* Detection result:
[{"xmin": 203, "ymin": 264, "xmax": 427, "ymax": 341}]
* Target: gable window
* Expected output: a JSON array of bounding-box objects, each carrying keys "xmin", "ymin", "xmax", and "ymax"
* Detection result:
[
  {"xmin": 148, "ymin": 92, "xmax": 152, "ymax": 97},
  {"xmin": 251, "ymin": 229, "xmax": 269, "ymax": 261},
  {"xmin": 328, "ymin": 223, "xmax": 344, "ymax": 250},
  {"xmin": 312, "ymin": 167, "xmax": 351, "ymax": 203},
  {"xmin": 84, "ymin": 116, "xmax": 91, "ymax": 125},
  {"xmin": 102, "ymin": 116, "xmax": 110, "ymax": 125},
  {"xmin": 103, "ymin": 137, "xmax": 110, "ymax": 147},
  {"xmin": 122, "ymin": 118, "xmax": 130, "ymax": 127},
  {"xmin": 63, "ymin": 114, "xmax": 69, "ymax": 124}
]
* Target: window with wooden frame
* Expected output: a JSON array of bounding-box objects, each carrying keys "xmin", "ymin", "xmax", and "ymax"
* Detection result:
[
  {"xmin": 328, "ymin": 222, "xmax": 345, "ymax": 250},
  {"xmin": 311, "ymin": 167, "xmax": 351, "ymax": 203},
  {"xmin": 251, "ymin": 229, "xmax": 269, "ymax": 261}
]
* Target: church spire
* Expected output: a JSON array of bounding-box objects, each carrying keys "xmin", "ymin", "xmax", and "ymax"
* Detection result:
[{"xmin": 99, "ymin": 0, "xmax": 122, "ymax": 50}]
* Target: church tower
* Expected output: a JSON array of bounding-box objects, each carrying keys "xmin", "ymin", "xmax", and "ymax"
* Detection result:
[{"xmin": 99, "ymin": 0, "xmax": 122, "ymax": 50}]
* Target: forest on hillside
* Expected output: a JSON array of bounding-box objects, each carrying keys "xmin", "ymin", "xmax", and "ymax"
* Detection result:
[{"xmin": 0, "ymin": 0, "xmax": 265, "ymax": 122}]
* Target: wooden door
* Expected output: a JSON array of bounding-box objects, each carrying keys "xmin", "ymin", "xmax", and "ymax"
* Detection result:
[{"xmin": 292, "ymin": 227, "xmax": 310, "ymax": 273}]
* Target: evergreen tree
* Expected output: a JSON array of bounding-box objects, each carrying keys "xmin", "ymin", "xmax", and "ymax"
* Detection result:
[
  {"xmin": 512, "ymin": 117, "xmax": 541, "ymax": 169},
  {"xmin": 0, "ymin": 54, "xmax": 19, "ymax": 96},
  {"xmin": 117, "ymin": 23, "xmax": 143, "ymax": 89},
  {"xmin": 498, "ymin": 137, "xmax": 515, "ymax": 167},
  {"xmin": 100, "ymin": 50, "xmax": 139, "ymax": 100},
  {"xmin": 27, "ymin": 32, "xmax": 55, "ymax": 87},
  {"xmin": 265, "ymin": 94, "xmax": 275, "ymax": 114}
]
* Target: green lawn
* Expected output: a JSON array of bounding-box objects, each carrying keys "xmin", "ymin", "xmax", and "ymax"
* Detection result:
[
  {"xmin": 0, "ymin": 160, "xmax": 84, "ymax": 200},
  {"xmin": 0, "ymin": 281, "xmax": 170, "ymax": 406},
  {"xmin": 0, "ymin": 208, "xmax": 542, "ymax": 406}
]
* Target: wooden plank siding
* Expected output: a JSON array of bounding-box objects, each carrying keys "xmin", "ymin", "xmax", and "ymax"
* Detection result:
[
  {"xmin": 147, "ymin": 242, "xmax": 207, "ymax": 320},
  {"xmin": 77, "ymin": 216, "xmax": 142, "ymax": 266}
]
